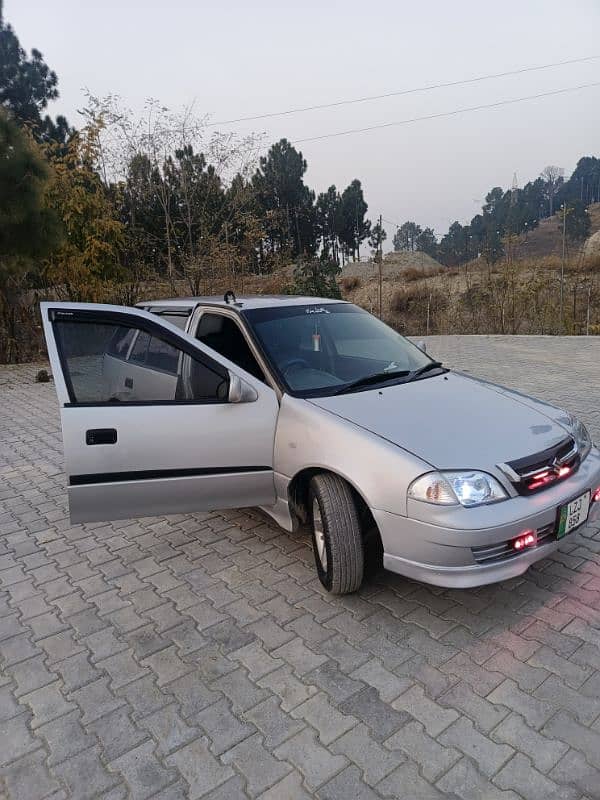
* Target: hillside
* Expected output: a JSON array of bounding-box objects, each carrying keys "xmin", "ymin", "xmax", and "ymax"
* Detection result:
[
  {"xmin": 339, "ymin": 208, "xmax": 600, "ymax": 337},
  {"xmin": 502, "ymin": 203, "xmax": 600, "ymax": 261}
]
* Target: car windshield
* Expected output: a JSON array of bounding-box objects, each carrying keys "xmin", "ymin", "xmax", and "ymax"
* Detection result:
[{"xmin": 243, "ymin": 302, "xmax": 438, "ymax": 397}]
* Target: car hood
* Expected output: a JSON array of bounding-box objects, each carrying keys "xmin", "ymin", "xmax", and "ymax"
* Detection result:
[{"xmin": 308, "ymin": 371, "xmax": 574, "ymax": 470}]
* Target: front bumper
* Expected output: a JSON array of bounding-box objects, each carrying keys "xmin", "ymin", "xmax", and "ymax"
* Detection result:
[{"xmin": 373, "ymin": 446, "xmax": 600, "ymax": 588}]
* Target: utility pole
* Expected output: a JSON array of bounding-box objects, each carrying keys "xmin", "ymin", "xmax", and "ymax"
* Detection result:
[
  {"xmin": 224, "ymin": 222, "xmax": 231, "ymax": 281},
  {"xmin": 426, "ymin": 293, "xmax": 431, "ymax": 335},
  {"xmin": 586, "ymin": 281, "xmax": 592, "ymax": 336},
  {"xmin": 295, "ymin": 210, "xmax": 302, "ymax": 256},
  {"xmin": 378, "ymin": 214, "xmax": 383, "ymax": 319},
  {"xmin": 355, "ymin": 200, "xmax": 360, "ymax": 262},
  {"xmin": 560, "ymin": 203, "xmax": 567, "ymax": 330}
]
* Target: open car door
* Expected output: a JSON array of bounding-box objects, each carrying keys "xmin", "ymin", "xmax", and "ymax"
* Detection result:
[{"xmin": 41, "ymin": 302, "xmax": 279, "ymax": 524}]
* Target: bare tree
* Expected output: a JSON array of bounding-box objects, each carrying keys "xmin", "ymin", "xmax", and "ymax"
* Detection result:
[
  {"xmin": 540, "ymin": 165, "xmax": 564, "ymax": 217},
  {"xmin": 81, "ymin": 94, "xmax": 264, "ymax": 289}
]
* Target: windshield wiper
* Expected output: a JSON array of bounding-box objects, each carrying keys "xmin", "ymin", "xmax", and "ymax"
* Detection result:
[
  {"xmin": 404, "ymin": 361, "xmax": 446, "ymax": 383},
  {"xmin": 333, "ymin": 369, "xmax": 411, "ymax": 395}
]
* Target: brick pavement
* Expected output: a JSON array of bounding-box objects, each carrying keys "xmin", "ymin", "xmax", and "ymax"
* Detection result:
[{"xmin": 1, "ymin": 335, "xmax": 599, "ymax": 799}]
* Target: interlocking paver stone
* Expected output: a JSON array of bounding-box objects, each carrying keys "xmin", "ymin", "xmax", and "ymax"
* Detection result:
[
  {"xmin": 69, "ymin": 676, "xmax": 124, "ymax": 724},
  {"xmin": 88, "ymin": 705, "xmax": 148, "ymax": 761},
  {"xmin": 386, "ymin": 720, "xmax": 461, "ymax": 781},
  {"xmin": 493, "ymin": 712, "xmax": 568, "ymax": 773},
  {"xmin": 1, "ymin": 748, "xmax": 62, "ymax": 800},
  {"xmin": 339, "ymin": 686, "xmax": 411, "ymax": 742},
  {"xmin": 0, "ymin": 714, "xmax": 39, "ymax": 764},
  {"xmin": 258, "ymin": 772, "xmax": 313, "ymax": 800},
  {"xmin": 494, "ymin": 753, "xmax": 580, "ymax": 800},
  {"xmin": 377, "ymin": 760, "xmax": 446, "ymax": 800},
  {"xmin": 549, "ymin": 749, "xmax": 600, "ymax": 798},
  {"xmin": 108, "ymin": 740, "xmax": 175, "ymax": 799},
  {"xmin": 8, "ymin": 654, "xmax": 56, "ymax": 697},
  {"xmin": 242, "ymin": 696, "xmax": 305, "ymax": 749},
  {"xmin": 165, "ymin": 738, "xmax": 234, "ymax": 799},
  {"xmin": 274, "ymin": 728, "xmax": 348, "ymax": 791},
  {"xmin": 211, "ymin": 666, "xmax": 269, "ymax": 712},
  {"xmin": 2, "ymin": 343, "xmax": 600, "ymax": 799},
  {"xmin": 439, "ymin": 716, "xmax": 514, "ymax": 777},
  {"xmin": 438, "ymin": 680, "xmax": 509, "ymax": 733},
  {"xmin": 52, "ymin": 745, "xmax": 121, "ymax": 799},
  {"xmin": 350, "ymin": 658, "xmax": 411, "ymax": 702},
  {"xmin": 290, "ymin": 691, "xmax": 357, "ymax": 744},
  {"xmin": 534, "ymin": 673, "xmax": 600, "ymax": 725},
  {"xmin": 196, "ymin": 697, "xmax": 255, "ymax": 755},
  {"xmin": 257, "ymin": 665, "xmax": 317, "ymax": 711},
  {"xmin": 487, "ymin": 678, "xmax": 556, "ymax": 728},
  {"xmin": 222, "ymin": 733, "xmax": 292, "ymax": 796},
  {"xmin": 20, "ymin": 680, "xmax": 75, "ymax": 728},
  {"xmin": 437, "ymin": 757, "xmax": 521, "ymax": 800},
  {"xmin": 392, "ymin": 684, "xmax": 459, "ymax": 736},
  {"xmin": 36, "ymin": 709, "xmax": 96, "ymax": 765},
  {"xmin": 317, "ymin": 765, "xmax": 380, "ymax": 800},
  {"xmin": 331, "ymin": 722, "xmax": 404, "ymax": 785},
  {"xmin": 305, "ymin": 660, "xmax": 365, "ymax": 702}
]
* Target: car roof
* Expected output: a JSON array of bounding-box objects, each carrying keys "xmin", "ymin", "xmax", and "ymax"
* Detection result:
[{"xmin": 136, "ymin": 295, "xmax": 348, "ymax": 312}]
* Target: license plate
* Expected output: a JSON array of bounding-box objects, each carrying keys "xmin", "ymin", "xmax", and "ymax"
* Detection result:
[{"xmin": 557, "ymin": 491, "xmax": 591, "ymax": 538}]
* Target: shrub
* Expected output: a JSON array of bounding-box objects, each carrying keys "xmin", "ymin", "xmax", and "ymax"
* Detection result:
[
  {"xmin": 390, "ymin": 285, "xmax": 430, "ymax": 314},
  {"xmin": 341, "ymin": 275, "xmax": 362, "ymax": 292},
  {"xmin": 402, "ymin": 267, "xmax": 425, "ymax": 282}
]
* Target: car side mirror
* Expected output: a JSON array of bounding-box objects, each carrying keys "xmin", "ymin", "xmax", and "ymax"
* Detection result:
[
  {"xmin": 416, "ymin": 340, "xmax": 427, "ymax": 353},
  {"xmin": 228, "ymin": 372, "xmax": 258, "ymax": 403}
]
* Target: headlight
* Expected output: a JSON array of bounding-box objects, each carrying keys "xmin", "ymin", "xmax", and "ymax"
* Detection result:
[
  {"xmin": 408, "ymin": 470, "xmax": 508, "ymax": 507},
  {"xmin": 573, "ymin": 419, "xmax": 592, "ymax": 462}
]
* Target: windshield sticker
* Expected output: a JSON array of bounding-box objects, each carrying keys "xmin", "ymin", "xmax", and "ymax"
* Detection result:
[{"xmin": 305, "ymin": 307, "xmax": 330, "ymax": 314}]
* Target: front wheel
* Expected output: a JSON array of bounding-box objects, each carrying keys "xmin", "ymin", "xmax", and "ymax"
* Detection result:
[{"xmin": 309, "ymin": 473, "xmax": 364, "ymax": 595}]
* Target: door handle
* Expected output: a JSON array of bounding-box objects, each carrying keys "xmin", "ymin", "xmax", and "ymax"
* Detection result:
[{"xmin": 86, "ymin": 428, "xmax": 117, "ymax": 445}]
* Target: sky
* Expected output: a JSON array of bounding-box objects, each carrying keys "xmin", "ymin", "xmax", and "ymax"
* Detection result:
[{"xmin": 8, "ymin": 0, "xmax": 600, "ymax": 247}]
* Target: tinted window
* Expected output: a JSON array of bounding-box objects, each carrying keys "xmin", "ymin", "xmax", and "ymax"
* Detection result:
[
  {"xmin": 107, "ymin": 327, "xmax": 135, "ymax": 358},
  {"xmin": 54, "ymin": 319, "xmax": 227, "ymax": 404},
  {"xmin": 129, "ymin": 331, "xmax": 151, "ymax": 364},
  {"xmin": 155, "ymin": 312, "xmax": 189, "ymax": 331},
  {"xmin": 243, "ymin": 303, "xmax": 434, "ymax": 396},
  {"xmin": 196, "ymin": 313, "xmax": 265, "ymax": 381},
  {"xmin": 128, "ymin": 331, "xmax": 179, "ymax": 375},
  {"xmin": 146, "ymin": 335, "xmax": 180, "ymax": 374}
]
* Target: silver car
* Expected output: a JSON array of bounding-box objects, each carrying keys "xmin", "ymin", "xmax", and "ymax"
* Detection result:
[{"xmin": 41, "ymin": 295, "xmax": 600, "ymax": 594}]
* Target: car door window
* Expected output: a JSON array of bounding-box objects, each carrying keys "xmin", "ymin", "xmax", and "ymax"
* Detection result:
[
  {"xmin": 157, "ymin": 312, "xmax": 189, "ymax": 330},
  {"xmin": 54, "ymin": 319, "xmax": 228, "ymax": 404},
  {"xmin": 196, "ymin": 313, "xmax": 265, "ymax": 381},
  {"xmin": 128, "ymin": 330, "xmax": 151, "ymax": 365}
]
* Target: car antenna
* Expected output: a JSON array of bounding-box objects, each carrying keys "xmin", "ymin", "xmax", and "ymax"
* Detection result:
[{"xmin": 224, "ymin": 290, "xmax": 237, "ymax": 305}]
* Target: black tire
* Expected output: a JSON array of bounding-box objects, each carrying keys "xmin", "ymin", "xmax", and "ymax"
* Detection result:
[{"xmin": 308, "ymin": 473, "xmax": 364, "ymax": 595}]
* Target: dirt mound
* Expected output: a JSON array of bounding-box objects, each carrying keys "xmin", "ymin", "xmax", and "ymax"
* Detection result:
[
  {"xmin": 341, "ymin": 250, "xmax": 444, "ymax": 279},
  {"xmin": 583, "ymin": 229, "xmax": 600, "ymax": 262}
]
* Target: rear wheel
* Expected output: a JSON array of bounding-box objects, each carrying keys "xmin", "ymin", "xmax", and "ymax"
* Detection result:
[{"xmin": 309, "ymin": 473, "xmax": 364, "ymax": 595}]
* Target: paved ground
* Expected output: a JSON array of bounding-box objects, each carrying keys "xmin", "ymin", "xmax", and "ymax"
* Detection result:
[{"xmin": 1, "ymin": 335, "xmax": 600, "ymax": 800}]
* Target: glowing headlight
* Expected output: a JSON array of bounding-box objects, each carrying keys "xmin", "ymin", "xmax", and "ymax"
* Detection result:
[
  {"xmin": 572, "ymin": 419, "xmax": 592, "ymax": 462},
  {"xmin": 408, "ymin": 471, "xmax": 508, "ymax": 507}
]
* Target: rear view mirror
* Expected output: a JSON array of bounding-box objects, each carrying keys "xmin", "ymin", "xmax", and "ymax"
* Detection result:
[
  {"xmin": 228, "ymin": 373, "xmax": 258, "ymax": 403},
  {"xmin": 416, "ymin": 340, "xmax": 427, "ymax": 353}
]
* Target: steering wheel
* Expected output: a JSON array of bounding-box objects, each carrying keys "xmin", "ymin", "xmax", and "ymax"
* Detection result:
[{"xmin": 281, "ymin": 357, "xmax": 310, "ymax": 374}]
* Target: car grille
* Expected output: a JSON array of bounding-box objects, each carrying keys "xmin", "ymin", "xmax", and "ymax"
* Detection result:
[
  {"xmin": 499, "ymin": 436, "xmax": 580, "ymax": 496},
  {"xmin": 471, "ymin": 522, "xmax": 556, "ymax": 565}
]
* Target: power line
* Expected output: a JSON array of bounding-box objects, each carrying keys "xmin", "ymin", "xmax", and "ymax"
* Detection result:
[
  {"xmin": 210, "ymin": 55, "xmax": 600, "ymax": 126},
  {"xmin": 293, "ymin": 81, "xmax": 600, "ymax": 144}
]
